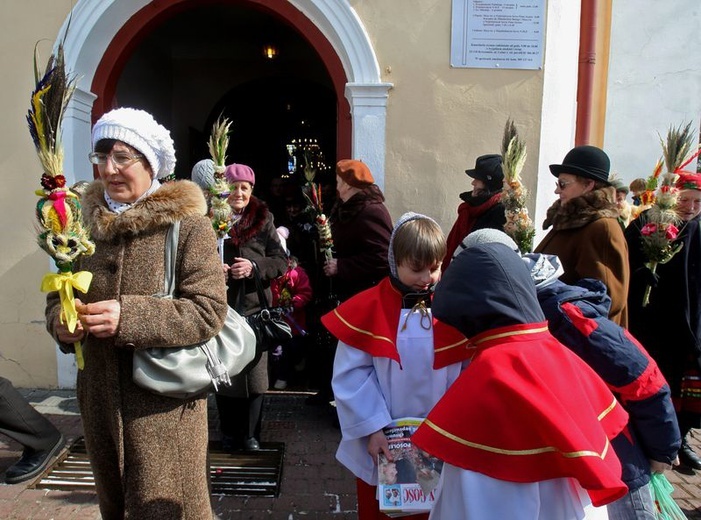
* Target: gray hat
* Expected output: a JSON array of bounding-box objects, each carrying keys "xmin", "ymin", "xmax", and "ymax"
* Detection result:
[
  {"xmin": 191, "ymin": 158, "xmax": 216, "ymax": 189},
  {"xmin": 454, "ymin": 229, "xmax": 518, "ymax": 259}
]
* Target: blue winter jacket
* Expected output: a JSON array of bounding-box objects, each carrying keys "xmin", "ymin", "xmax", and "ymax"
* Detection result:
[{"xmin": 537, "ymin": 277, "xmax": 680, "ymax": 491}]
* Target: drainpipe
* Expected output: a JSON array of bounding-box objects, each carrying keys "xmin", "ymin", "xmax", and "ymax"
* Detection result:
[{"xmin": 575, "ymin": 0, "xmax": 597, "ymax": 146}]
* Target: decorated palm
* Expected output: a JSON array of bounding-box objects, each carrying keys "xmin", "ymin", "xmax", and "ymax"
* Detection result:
[
  {"xmin": 500, "ymin": 118, "xmax": 535, "ymax": 252},
  {"xmin": 205, "ymin": 116, "xmax": 234, "ymax": 261},
  {"xmin": 28, "ymin": 44, "xmax": 95, "ymax": 368},
  {"xmin": 301, "ymin": 155, "xmax": 334, "ymax": 261},
  {"xmin": 639, "ymin": 121, "xmax": 699, "ymax": 306}
]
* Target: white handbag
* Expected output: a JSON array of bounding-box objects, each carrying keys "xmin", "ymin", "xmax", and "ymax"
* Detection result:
[{"xmin": 133, "ymin": 221, "xmax": 257, "ymax": 399}]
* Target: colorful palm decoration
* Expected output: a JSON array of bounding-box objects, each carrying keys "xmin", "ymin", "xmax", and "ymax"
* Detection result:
[
  {"xmin": 301, "ymin": 155, "xmax": 334, "ymax": 261},
  {"xmin": 638, "ymin": 121, "xmax": 699, "ymax": 306},
  {"xmin": 28, "ymin": 44, "xmax": 95, "ymax": 368}
]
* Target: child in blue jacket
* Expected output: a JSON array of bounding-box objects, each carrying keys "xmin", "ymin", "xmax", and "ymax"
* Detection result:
[{"xmin": 461, "ymin": 229, "xmax": 681, "ymax": 520}]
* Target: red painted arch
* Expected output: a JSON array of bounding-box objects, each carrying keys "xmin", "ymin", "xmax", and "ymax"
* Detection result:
[{"xmin": 90, "ymin": 0, "xmax": 351, "ymax": 160}]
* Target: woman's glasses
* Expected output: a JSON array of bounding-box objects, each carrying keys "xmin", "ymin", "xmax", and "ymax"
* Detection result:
[
  {"xmin": 556, "ymin": 179, "xmax": 575, "ymax": 190},
  {"xmin": 88, "ymin": 152, "xmax": 143, "ymax": 167}
]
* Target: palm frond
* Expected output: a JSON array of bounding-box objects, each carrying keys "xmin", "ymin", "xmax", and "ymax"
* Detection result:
[
  {"xmin": 501, "ymin": 119, "xmax": 516, "ymax": 158},
  {"xmin": 501, "ymin": 118, "xmax": 527, "ymax": 182},
  {"xmin": 26, "ymin": 43, "xmax": 77, "ymax": 177},
  {"xmin": 207, "ymin": 115, "xmax": 232, "ymax": 168},
  {"xmin": 660, "ymin": 121, "xmax": 695, "ymax": 173}
]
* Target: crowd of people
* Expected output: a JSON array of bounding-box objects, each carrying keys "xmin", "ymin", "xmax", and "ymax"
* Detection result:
[{"xmin": 0, "ymin": 103, "xmax": 693, "ymax": 519}]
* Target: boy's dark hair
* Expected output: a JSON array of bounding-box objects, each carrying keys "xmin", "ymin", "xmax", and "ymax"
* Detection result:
[{"xmin": 393, "ymin": 218, "xmax": 446, "ymax": 269}]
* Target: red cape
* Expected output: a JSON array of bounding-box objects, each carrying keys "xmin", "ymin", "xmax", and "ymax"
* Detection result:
[
  {"xmin": 321, "ymin": 278, "xmax": 470, "ymax": 368},
  {"xmin": 411, "ymin": 322, "xmax": 629, "ymax": 507}
]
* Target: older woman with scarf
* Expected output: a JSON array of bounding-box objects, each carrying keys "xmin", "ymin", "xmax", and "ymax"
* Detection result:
[
  {"xmin": 534, "ymin": 145, "xmax": 629, "ymax": 327},
  {"xmin": 626, "ymin": 171, "xmax": 701, "ymax": 472},
  {"xmin": 46, "ymin": 108, "xmax": 228, "ymax": 519},
  {"xmin": 216, "ymin": 163, "xmax": 287, "ymax": 452}
]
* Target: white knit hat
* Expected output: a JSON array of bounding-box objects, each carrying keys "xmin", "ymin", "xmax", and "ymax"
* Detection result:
[{"xmin": 91, "ymin": 108, "xmax": 176, "ymax": 179}]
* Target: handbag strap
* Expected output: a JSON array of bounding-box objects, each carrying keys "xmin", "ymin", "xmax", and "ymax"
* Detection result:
[
  {"xmin": 250, "ymin": 261, "xmax": 271, "ymax": 310},
  {"xmin": 235, "ymin": 260, "xmax": 270, "ymax": 312},
  {"xmin": 163, "ymin": 221, "xmax": 181, "ymax": 298}
]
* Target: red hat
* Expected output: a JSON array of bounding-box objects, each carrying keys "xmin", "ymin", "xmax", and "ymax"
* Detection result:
[
  {"xmin": 675, "ymin": 171, "xmax": 701, "ymax": 191},
  {"xmin": 225, "ymin": 163, "xmax": 256, "ymax": 185},
  {"xmin": 336, "ymin": 159, "xmax": 374, "ymax": 188}
]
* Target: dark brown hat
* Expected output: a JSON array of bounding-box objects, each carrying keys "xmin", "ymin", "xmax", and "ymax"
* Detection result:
[
  {"xmin": 549, "ymin": 145, "xmax": 611, "ymax": 185},
  {"xmin": 336, "ymin": 159, "xmax": 374, "ymax": 188}
]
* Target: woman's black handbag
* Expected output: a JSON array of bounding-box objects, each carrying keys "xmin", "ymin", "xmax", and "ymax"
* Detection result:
[{"xmin": 239, "ymin": 261, "xmax": 292, "ymax": 352}]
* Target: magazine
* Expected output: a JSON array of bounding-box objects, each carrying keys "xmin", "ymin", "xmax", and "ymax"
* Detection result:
[{"xmin": 377, "ymin": 417, "xmax": 442, "ymax": 517}]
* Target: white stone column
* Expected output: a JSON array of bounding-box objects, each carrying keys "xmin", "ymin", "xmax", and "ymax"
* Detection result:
[
  {"xmin": 63, "ymin": 87, "xmax": 97, "ymax": 185},
  {"xmin": 344, "ymin": 83, "xmax": 393, "ymax": 189}
]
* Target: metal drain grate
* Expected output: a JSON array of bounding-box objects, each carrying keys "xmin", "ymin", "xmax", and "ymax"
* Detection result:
[
  {"xmin": 33, "ymin": 437, "xmax": 285, "ymax": 497},
  {"xmin": 210, "ymin": 442, "xmax": 285, "ymax": 497}
]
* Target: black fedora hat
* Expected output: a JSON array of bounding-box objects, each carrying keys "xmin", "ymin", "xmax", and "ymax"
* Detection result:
[
  {"xmin": 465, "ymin": 154, "xmax": 504, "ymax": 192},
  {"xmin": 549, "ymin": 145, "xmax": 611, "ymax": 185}
]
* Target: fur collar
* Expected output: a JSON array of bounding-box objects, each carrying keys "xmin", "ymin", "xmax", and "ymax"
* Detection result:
[
  {"xmin": 226, "ymin": 196, "xmax": 271, "ymax": 246},
  {"xmin": 543, "ymin": 186, "xmax": 619, "ymax": 231},
  {"xmin": 81, "ymin": 179, "xmax": 207, "ymax": 241}
]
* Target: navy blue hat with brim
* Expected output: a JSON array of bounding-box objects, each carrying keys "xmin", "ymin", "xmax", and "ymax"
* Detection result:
[
  {"xmin": 549, "ymin": 145, "xmax": 611, "ymax": 185},
  {"xmin": 465, "ymin": 154, "xmax": 504, "ymax": 192}
]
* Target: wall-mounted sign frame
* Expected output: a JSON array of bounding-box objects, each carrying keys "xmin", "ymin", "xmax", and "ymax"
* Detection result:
[{"xmin": 451, "ymin": 0, "xmax": 545, "ymax": 70}]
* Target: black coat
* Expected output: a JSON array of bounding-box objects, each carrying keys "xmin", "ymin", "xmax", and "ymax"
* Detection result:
[
  {"xmin": 625, "ymin": 212, "xmax": 701, "ymax": 396},
  {"xmin": 223, "ymin": 195, "xmax": 287, "ymax": 395}
]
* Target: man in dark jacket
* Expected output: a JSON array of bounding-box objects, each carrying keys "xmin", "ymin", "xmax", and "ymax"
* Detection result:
[
  {"xmin": 442, "ymin": 154, "xmax": 506, "ymax": 271},
  {"xmin": 462, "ymin": 229, "xmax": 681, "ymax": 519}
]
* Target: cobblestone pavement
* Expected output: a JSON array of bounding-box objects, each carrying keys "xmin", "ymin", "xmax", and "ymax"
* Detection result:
[{"xmin": 0, "ymin": 389, "xmax": 700, "ymax": 519}]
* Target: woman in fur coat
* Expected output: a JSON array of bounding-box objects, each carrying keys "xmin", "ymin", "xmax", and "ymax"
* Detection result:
[
  {"xmin": 46, "ymin": 108, "xmax": 228, "ymax": 519},
  {"xmin": 216, "ymin": 163, "xmax": 287, "ymax": 452},
  {"xmin": 534, "ymin": 145, "xmax": 629, "ymax": 327}
]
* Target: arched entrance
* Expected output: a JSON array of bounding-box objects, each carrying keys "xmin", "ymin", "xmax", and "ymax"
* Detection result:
[
  {"xmin": 60, "ymin": 0, "xmax": 391, "ymax": 188},
  {"xmin": 56, "ymin": 0, "xmax": 391, "ymax": 387}
]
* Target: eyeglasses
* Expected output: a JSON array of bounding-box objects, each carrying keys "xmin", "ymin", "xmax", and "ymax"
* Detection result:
[
  {"xmin": 88, "ymin": 152, "xmax": 143, "ymax": 167},
  {"xmin": 555, "ymin": 179, "xmax": 576, "ymax": 190}
]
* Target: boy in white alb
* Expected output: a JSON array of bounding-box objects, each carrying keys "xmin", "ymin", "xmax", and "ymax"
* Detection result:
[{"xmin": 323, "ymin": 213, "xmax": 469, "ymax": 519}]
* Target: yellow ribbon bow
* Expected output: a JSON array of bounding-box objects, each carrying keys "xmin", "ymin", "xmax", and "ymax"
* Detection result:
[{"xmin": 41, "ymin": 270, "xmax": 93, "ymax": 370}]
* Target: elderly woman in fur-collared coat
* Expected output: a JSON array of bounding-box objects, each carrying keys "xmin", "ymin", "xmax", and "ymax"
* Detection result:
[
  {"xmin": 46, "ymin": 108, "xmax": 227, "ymax": 520},
  {"xmin": 534, "ymin": 145, "xmax": 629, "ymax": 327},
  {"xmin": 216, "ymin": 163, "xmax": 287, "ymax": 452}
]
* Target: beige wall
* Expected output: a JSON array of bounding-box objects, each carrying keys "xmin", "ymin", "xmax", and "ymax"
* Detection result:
[
  {"xmin": 0, "ymin": 2, "xmax": 74, "ymax": 387},
  {"xmin": 0, "ymin": 0, "xmax": 564, "ymax": 387},
  {"xmin": 351, "ymin": 0, "xmax": 544, "ymax": 227}
]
